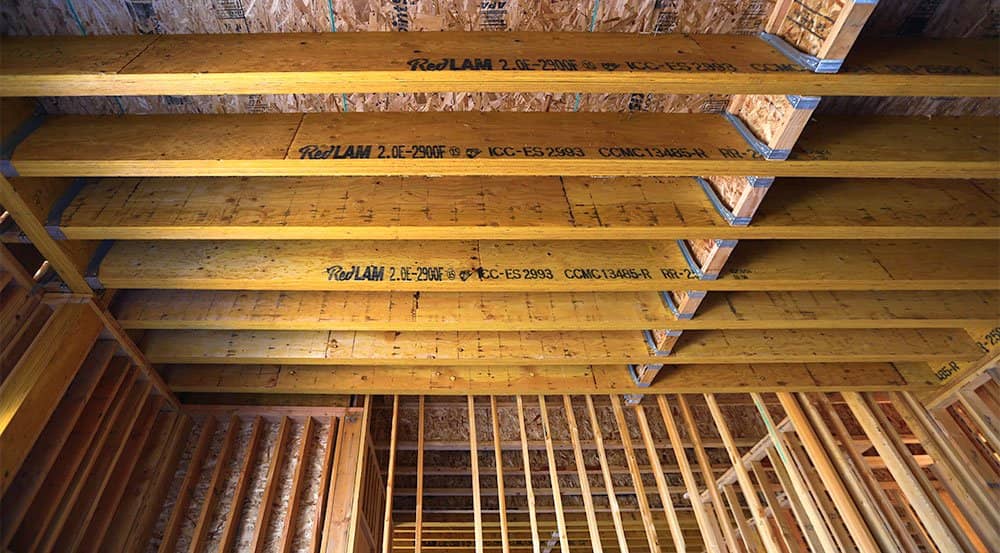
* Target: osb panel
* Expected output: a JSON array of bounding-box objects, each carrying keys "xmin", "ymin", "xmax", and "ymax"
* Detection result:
[
  {"xmin": 776, "ymin": 0, "xmax": 847, "ymax": 56},
  {"xmin": 594, "ymin": 0, "xmax": 774, "ymax": 34},
  {"xmin": 735, "ymin": 94, "xmax": 794, "ymax": 146},
  {"xmin": 706, "ymin": 175, "xmax": 750, "ymax": 210}
]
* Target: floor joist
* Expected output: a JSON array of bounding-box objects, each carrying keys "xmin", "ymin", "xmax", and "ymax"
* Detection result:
[
  {"xmin": 110, "ymin": 289, "xmax": 1000, "ymax": 331},
  {"xmin": 92, "ymin": 239, "xmax": 1000, "ymax": 291},
  {"xmin": 8, "ymin": 114, "xmax": 998, "ymax": 178},
  {"xmin": 47, "ymin": 176, "xmax": 1000, "ymax": 240},
  {"xmin": 162, "ymin": 362, "xmax": 936, "ymax": 395},
  {"xmin": 1, "ymin": 33, "xmax": 995, "ymax": 96},
  {"xmin": 137, "ymin": 328, "xmax": 982, "ymax": 365}
]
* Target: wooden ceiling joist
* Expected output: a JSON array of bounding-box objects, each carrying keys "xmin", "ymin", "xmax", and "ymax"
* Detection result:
[
  {"xmin": 111, "ymin": 289, "xmax": 999, "ymax": 331},
  {"xmin": 138, "ymin": 327, "xmax": 982, "ymax": 365},
  {"xmin": 6, "ymin": 113, "xmax": 998, "ymax": 178},
  {"xmin": 91, "ymin": 239, "xmax": 1000, "ymax": 291},
  {"xmin": 1, "ymin": 33, "xmax": 995, "ymax": 97},
  {"xmin": 160, "ymin": 362, "xmax": 935, "ymax": 396},
  {"xmin": 47, "ymin": 176, "xmax": 1000, "ymax": 241}
]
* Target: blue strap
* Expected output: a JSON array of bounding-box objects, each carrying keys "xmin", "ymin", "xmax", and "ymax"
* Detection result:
[
  {"xmin": 0, "ymin": 103, "xmax": 47, "ymax": 177},
  {"xmin": 758, "ymin": 31, "xmax": 846, "ymax": 74},
  {"xmin": 84, "ymin": 240, "xmax": 115, "ymax": 289},
  {"xmin": 45, "ymin": 177, "xmax": 92, "ymax": 239}
]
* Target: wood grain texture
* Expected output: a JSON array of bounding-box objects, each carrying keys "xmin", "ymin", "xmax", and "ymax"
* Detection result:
[
  {"xmin": 94, "ymin": 239, "xmax": 1000, "ymax": 291},
  {"xmin": 137, "ymin": 327, "xmax": 981, "ymax": 365},
  {"xmin": 9, "ymin": 114, "xmax": 998, "ymax": 178},
  {"xmin": 160, "ymin": 363, "xmax": 931, "ymax": 395},
  {"xmin": 52, "ymin": 176, "xmax": 1000, "ymax": 240},
  {"xmin": 110, "ymin": 289, "xmax": 1000, "ymax": 331},
  {"xmin": 2, "ymin": 34, "xmax": 995, "ymax": 96}
]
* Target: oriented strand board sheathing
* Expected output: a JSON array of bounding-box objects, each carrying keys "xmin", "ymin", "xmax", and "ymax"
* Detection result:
[
  {"xmin": 820, "ymin": 96, "xmax": 1000, "ymax": 117},
  {"xmin": 774, "ymin": 0, "xmax": 848, "ymax": 56},
  {"xmin": 734, "ymin": 94, "xmax": 797, "ymax": 146},
  {"xmin": 706, "ymin": 175, "xmax": 752, "ymax": 209}
]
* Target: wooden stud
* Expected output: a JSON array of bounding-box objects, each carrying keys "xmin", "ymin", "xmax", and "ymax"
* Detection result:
[
  {"xmin": 0, "ymin": 340, "xmax": 113, "ymax": 542},
  {"xmin": 812, "ymin": 393, "xmax": 920, "ymax": 553},
  {"xmin": 891, "ymin": 391, "xmax": 1000, "ymax": 545},
  {"xmin": 957, "ymin": 390, "xmax": 1000, "ymax": 453},
  {"xmin": 279, "ymin": 416, "xmax": 316, "ymax": 553},
  {"xmin": 657, "ymin": 395, "xmax": 725, "ymax": 553},
  {"xmin": 777, "ymin": 392, "xmax": 881, "ymax": 552},
  {"xmin": 381, "ymin": 398, "xmax": 400, "ymax": 553},
  {"xmin": 218, "ymin": 416, "xmax": 264, "ymax": 553},
  {"xmin": 309, "ymin": 417, "xmax": 340, "ymax": 553},
  {"xmin": 158, "ymin": 415, "xmax": 218, "ymax": 553},
  {"xmin": 764, "ymin": 446, "xmax": 822, "ymax": 552},
  {"xmin": 491, "ymin": 396, "xmax": 511, "ymax": 553},
  {"xmin": 51, "ymin": 383, "xmax": 157, "ymax": 552},
  {"xmin": 69, "ymin": 392, "xmax": 164, "ymax": 552},
  {"xmin": 751, "ymin": 458, "xmax": 806, "ymax": 552},
  {"xmin": 798, "ymin": 393, "xmax": 911, "ymax": 553},
  {"xmin": 705, "ymin": 393, "xmax": 783, "ymax": 553},
  {"xmin": 101, "ymin": 412, "xmax": 191, "ymax": 553},
  {"xmin": 750, "ymin": 392, "xmax": 838, "ymax": 552},
  {"xmin": 515, "ymin": 395, "xmax": 541, "ymax": 553},
  {"xmin": 468, "ymin": 395, "xmax": 484, "ymax": 553},
  {"xmin": 609, "ymin": 394, "xmax": 661, "ymax": 553},
  {"xmin": 634, "ymin": 401, "xmax": 686, "ymax": 552},
  {"xmin": 0, "ymin": 302, "xmax": 102, "ymax": 494},
  {"xmin": 722, "ymin": 482, "xmax": 761, "ymax": 553},
  {"xmin": 562, "ymin": 395, "xmax": 602, "ymax": 552},
  {"xmin": 190, "ymin": 415, "xmax": 240, "ymax": 553},
  {"xmin": 250, "ymin": 416, "xmax": 292, "ymax": 553},
  {"xmin": 584, "ymin": 395, "xmax": 629, "ymax": 553},
  {"xmin": 842, "ymin": 392, "xmax": 968, "ymax": 553},
  {"xmin": 20, "ymin": 373, "xmax": 145, "ymax": 551},
  {"xmin": 415, "ymin": 397, "xmax": 426, "ymax": 553},
  {"xmin": 537, "ymin": 395, "xmax": 569, "ymax": 553},
  {"xmin": 677, "ymin": 394, "xmax": 744, "ymax": 553}
]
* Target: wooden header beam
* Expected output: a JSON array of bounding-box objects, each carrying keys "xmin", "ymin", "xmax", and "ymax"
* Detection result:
[
  {"xmin": 8, "ymin": 114, "xmax": 998, "ymax": 178},
  {"xmin": 49, "ymin": 177, "xmax": 1000, "ymax": 241},
  {"xmin": 92, "ymin": 239, "xmax": 1000, "ymax": 292},
  {"xmin": 1, "ymin": 34, "xmax": 995, "ymax": 97}
]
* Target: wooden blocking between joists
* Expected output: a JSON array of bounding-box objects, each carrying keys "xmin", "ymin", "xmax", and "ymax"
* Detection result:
[
  {"xmin": 726, "ymin": 94, "xmax": 819, "ymax": 160},
  {"xmin": 765, "ymin": 0, "xmax": 879, "ymax": 71}
]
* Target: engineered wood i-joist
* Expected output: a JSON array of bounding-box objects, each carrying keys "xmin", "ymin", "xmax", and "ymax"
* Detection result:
[
  {"xmin": 137, "ymin": 328, "xmax": 983, "ymax": 365},
  {"xmin": 1, "ymin": 33, "xmax": 995, "ymax": 96},
  {"xmin": 160, "ymin": 362, "xmax": 936, "ymax": 396},
  {"xmin": 110, "ymin": 289, "xmax": 1000, "ymax": 331},
  {"xmin": 7, "ymin": 113, "xmax": 998, "ymax": 178},
  {"xmin": 50, "ymin": 177, "xmax": 1000, "ymax": 240},
  {"xmin": 92, "ymin": 239, "xmax": 1000, "ymax": 291}
]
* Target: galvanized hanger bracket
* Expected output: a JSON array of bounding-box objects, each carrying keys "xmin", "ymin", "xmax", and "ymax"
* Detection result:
[
  {"xmin": 627, "ymin": 364, "xmax": 656, "ymax": 388},
  {"xmin": 659, "ymin": 289, "xmax": 706, "ymax": 320},
  {"xmin": 643, "ymin": 328, "xmax": 680, "ymax": 357},
  {"xmin": 759, "ymin": 31, "xmax": 846, "ymax": 74},
  {"xmin": 676, "ymin": 239, "xmax": 736, "ymax": 281},
  {"xmin": 723, "ymin": 111, "xmax": 792, "ymax": 161}
]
